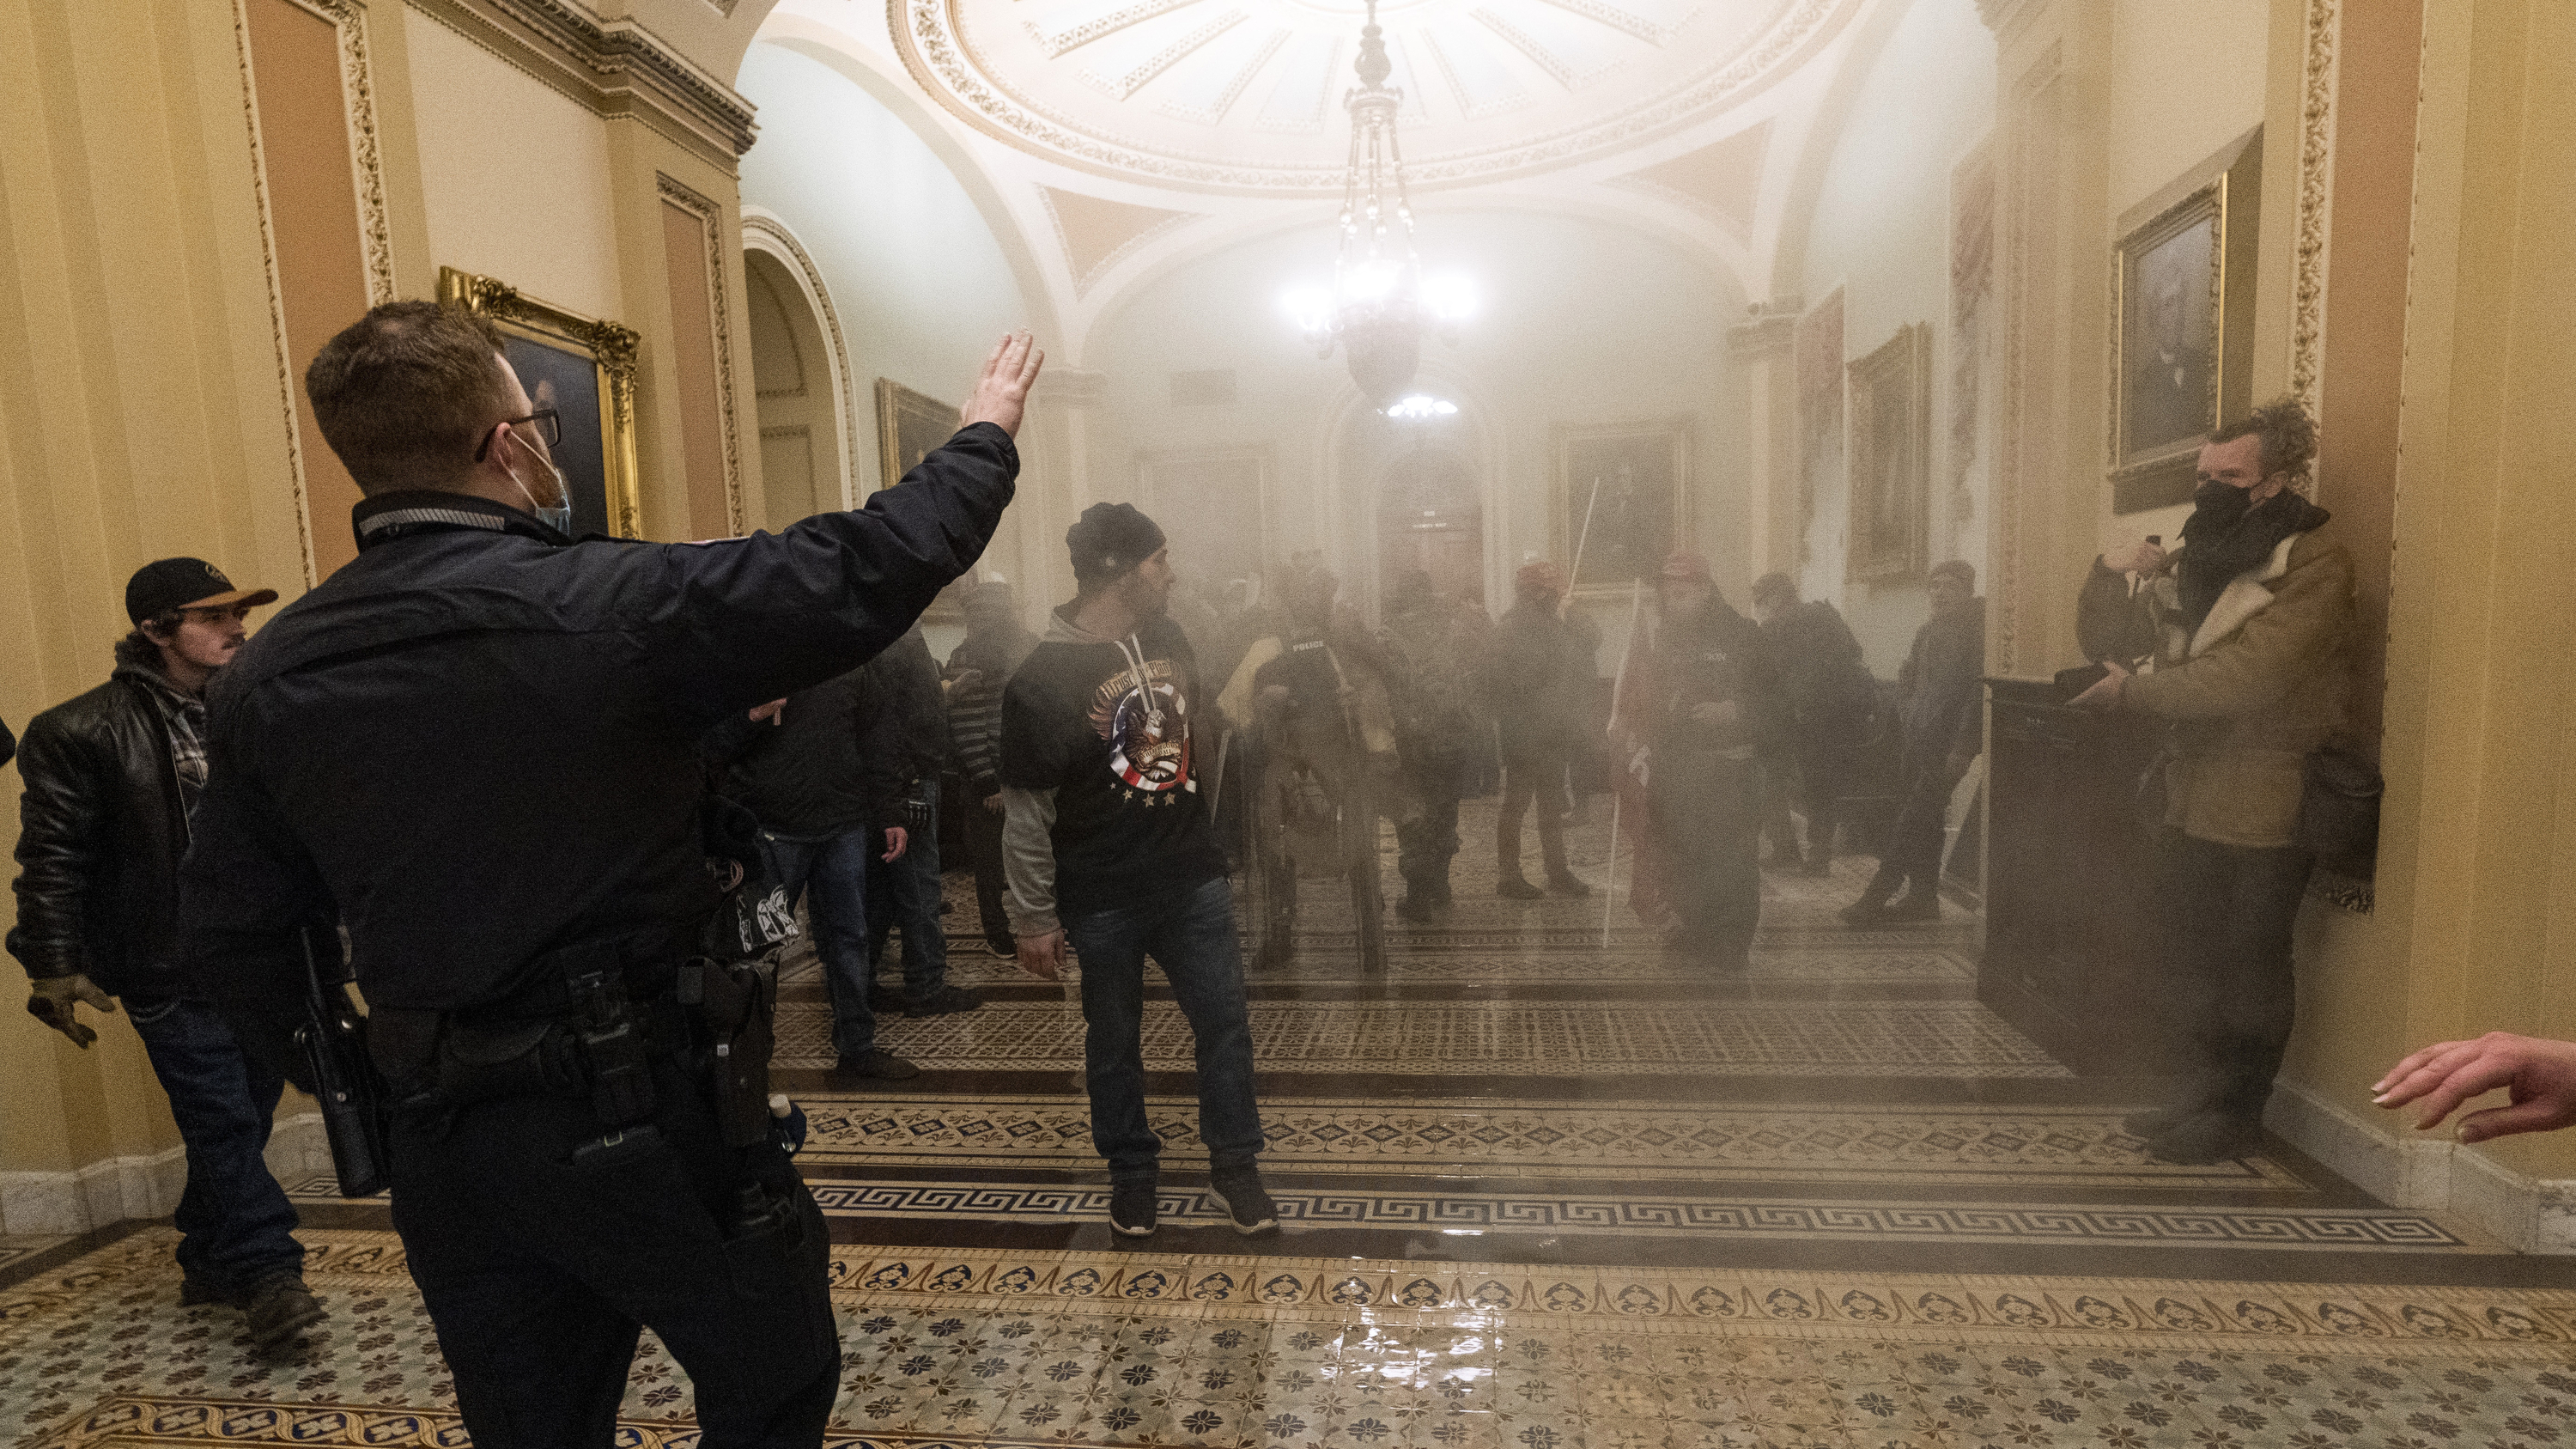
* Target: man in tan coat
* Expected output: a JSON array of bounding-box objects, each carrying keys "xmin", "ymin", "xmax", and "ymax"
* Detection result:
[{"xmin": 2072, "ymin": 397, "xmax": 2355, "ymax": 1164}]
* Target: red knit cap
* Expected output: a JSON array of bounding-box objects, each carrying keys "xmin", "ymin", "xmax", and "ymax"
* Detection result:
[
  {"xmin": 1658, "ymin": 551, "xmax": 1712, "ymax": 585},
  {"xmin": 1516, "ymin": 558, "xmax": 1566, "ymax": 595}
]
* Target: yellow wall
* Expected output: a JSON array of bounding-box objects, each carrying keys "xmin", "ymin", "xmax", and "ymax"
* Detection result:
[
  {"xmin": 0, "ymin": 0, "xmax": 322, "ymax": 1184},
  {"xmin": 404, "ymin": 6, "xmax": 626, "ymax": 325},
  {"xmin": 0, "ymin": 0, "xmax": 765, "ymax": 1198},
  {"xmin": 2287, "ymin": 0, "xmax": 2576, "ymax": 1184}
]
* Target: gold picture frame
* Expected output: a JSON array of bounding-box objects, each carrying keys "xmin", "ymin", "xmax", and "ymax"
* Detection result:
[
  {"xmin": 875, "ymin": 378, "xmax": 965, "ymax": 619},
  {"xmin": 1847, "ymin": 322, "xmax": 1933, "ymax": 584},
  {"xmin": 438, "ymin": 266, "xmax": 643, "ymax": 538},
  {"xmin": 1551, "ymin": 420, "xmax": 1691, "ymax": 600},
  {"xmin": 874, "ymin": 378, "xmax": 960, "ymax": 493},
  {"xmin": 2109, "ymin": 131, "xmax": 2261, "ymax": 514}
]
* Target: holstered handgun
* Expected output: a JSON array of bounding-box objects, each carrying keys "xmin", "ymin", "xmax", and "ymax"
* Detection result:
[{"xmin": 678, "ymin": 956, "xmax": 777, "ymax": 1149}]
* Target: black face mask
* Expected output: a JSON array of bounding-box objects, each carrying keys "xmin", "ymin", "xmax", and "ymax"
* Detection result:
[{"xmin": 2183, "ymin": 478, "xmax": 2256, "ymax": 542}]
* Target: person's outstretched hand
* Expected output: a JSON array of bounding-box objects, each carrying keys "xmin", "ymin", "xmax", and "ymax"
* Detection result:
[
  {"xmin": 960, "ymin": 331, "xmax": 1046, "ymax": 439},
  {"xmin": 2372, "ymin": 1032, "xmax": 2576, "ymax": 1144}
]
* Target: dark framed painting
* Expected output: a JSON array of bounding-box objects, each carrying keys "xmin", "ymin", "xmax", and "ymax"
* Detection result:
[
  {"xmin": 437, "ymin": 266, "xmax": 641, "ymax": 537},
  {"xmin": 2110, "ymin": 131, "xmax": 2261, "ymax": 514},
  {"xmin": 1847, "ymin": 323, "xmax": 1933, "ymax": 584},
  {"xmin": 1552, "ymin": 422, "xmax": 1689, "ymax": 598}
]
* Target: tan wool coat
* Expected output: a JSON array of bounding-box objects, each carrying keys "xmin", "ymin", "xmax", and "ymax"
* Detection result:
[{"xmin": 2100, "ymin": 529, "xmax": 2358, "ymax": 849}]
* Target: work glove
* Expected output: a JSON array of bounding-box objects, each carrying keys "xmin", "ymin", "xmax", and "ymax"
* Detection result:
[{"xmin": 27, "ymin": 973, "xmax": 115, "ymax": 1049}]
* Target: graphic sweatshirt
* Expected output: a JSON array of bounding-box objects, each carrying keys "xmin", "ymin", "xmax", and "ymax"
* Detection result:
[{"xmin": 998, "ymin": 608, "xmax": 1227, "ymax": 935}]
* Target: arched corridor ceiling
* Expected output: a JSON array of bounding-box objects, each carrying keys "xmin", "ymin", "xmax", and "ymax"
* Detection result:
[
  {"xmin": 890, "ymin": 0, "xmax": 1852, "ymax": 195},
  {"xmin": 755, "ymin": 0, "xmax": 1904, "ymax": 357}
]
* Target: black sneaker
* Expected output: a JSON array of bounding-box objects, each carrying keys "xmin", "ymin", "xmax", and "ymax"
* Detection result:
[
  {"xmin": 906, "ymin": 984, "xmax": 984, "ymax": 1018},
  {"xmin": 242, "ymin": 1273, "xmax": 325, "ymax": 1352},
  {"xmin": 835, "ymin": 1049, "xmax": 921, "ymax": 1080},
  {"xmin": 1109, "ymin": 1178, "xmax": 1157, "ymax": 1237},
  {"xmin": 1209, "ymin": 1169, "xmax": 1279, "ymax": 1236},
  {"xmin": 179, "ymin": 1275, "xmax": 232, "ymax": 1308},
  {"xmin": 1546, "ymin": 874, "xmax": 1592, "ymax": 898}
]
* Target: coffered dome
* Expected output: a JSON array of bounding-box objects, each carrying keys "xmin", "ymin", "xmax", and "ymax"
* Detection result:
[{"xmin": 892, "ymin": 0, "xmax": 1853, "ymax": 195}]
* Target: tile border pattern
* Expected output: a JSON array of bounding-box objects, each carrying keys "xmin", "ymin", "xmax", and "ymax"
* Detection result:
[{"xmin": 781, "ymin": 1181, "xmax": 2467, "ymax": 1251}]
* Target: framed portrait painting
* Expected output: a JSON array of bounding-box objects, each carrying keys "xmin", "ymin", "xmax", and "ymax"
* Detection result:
[
  {"xmin": 1847, "ymin": 323, "xmax": 1933, "ymax": 584},
  {"xmin": 2110, "ymin": 131, "xmax": 2261, "ymax": 514},
  {"xmin": 1552, "ymin": 423, "xmax": 1689, "ymax": 598},
  {"xmin": 437, "ymin": 267, "xmax": 641, "ymax": 538}
]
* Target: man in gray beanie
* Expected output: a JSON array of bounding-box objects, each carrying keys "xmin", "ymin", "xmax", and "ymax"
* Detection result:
[{"xmin": 998, "ymin": 503, "xmax": 1275, "ymax": 1239}]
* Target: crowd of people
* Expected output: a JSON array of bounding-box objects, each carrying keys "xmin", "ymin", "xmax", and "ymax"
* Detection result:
[{"xmin": 4, "ymin": 297, "xmax": 2564, "ymax": 1444}]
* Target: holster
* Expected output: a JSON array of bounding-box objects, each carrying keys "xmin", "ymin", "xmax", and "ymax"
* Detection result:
[{"xmin": 679, "ymin": 956, "xmax": 777, "ymax": 1150}]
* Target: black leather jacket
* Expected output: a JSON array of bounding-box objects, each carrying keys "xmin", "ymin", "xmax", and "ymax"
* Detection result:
[{"xmin": 9, "ymin": 663, "xmax": 191, "ymax": 997}]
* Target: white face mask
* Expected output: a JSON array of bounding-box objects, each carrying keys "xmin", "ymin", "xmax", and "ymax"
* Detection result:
[{"xmin": 507, "ymin": 429, "xmax": 574, "ymax": 538}]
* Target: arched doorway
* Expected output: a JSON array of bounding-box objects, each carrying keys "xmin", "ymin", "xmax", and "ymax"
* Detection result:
[
  {"xmin": 1376, "ymin": 447, "xmax": 1484, "ymax": 609},
  {"xmin": 741, "ymin": 236, "xmax": 853, "ymax": 533}
]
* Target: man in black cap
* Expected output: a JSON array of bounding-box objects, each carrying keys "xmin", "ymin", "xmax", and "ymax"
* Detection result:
[
  {"xmin": 999, "ymin": 502, "xmax": 1275, "ymax": 1239},
  {"xmin": 9, "ymin": 557, "xmax": 322, "ymax": 1351}
]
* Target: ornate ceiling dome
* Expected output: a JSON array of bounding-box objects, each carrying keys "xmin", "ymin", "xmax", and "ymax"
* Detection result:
[{"xmin": 892, "ymin": 0, "xmax": 1853, "ymax": 196}]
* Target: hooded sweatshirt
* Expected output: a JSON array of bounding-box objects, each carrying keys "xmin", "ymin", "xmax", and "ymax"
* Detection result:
[{"xmin": 997, "ymin": 607, "xmax": 1226, "ymax": 935}]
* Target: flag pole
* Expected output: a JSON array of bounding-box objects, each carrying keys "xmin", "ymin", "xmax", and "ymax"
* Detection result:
[
  {"xmin": 1602, "ymin": 577, "xmax": 1643, "ymax": 950},
  {"xmin": 1564, "ymin": 472, "xmax": 1604, "ymax": 611}
]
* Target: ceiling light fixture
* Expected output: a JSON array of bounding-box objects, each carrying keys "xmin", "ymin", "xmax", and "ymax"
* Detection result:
[
  {"xmin": 1382, "ymin": 394, "xmax": 1458, "ymax": 419},
  {"xmin": 1287, "ymin": 0, "xmax": 1472, "ymax": 409}
]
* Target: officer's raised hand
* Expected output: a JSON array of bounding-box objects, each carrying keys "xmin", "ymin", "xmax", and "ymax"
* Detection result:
[
  {"xmin": 27, "ymin": 972, "xmax": 115, "ymax": 1049},
  {"xmin": 958, "ymin": 331, "xmax": 1047, "ymax": 438}
]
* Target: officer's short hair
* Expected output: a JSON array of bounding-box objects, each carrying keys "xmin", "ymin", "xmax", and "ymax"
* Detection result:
[{"xmin": 305, "ymin": 301, "xmax": 513, "ymax": 494}]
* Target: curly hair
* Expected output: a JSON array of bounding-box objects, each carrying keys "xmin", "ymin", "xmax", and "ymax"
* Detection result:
[{"xmin": 2210, "ymin": 395, "xmax": 2318, "ymax": 488}]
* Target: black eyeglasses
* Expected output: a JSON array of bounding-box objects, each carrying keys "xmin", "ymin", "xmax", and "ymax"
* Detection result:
[{"xmin": 474, "ymin": 407, "xmax": 561, "ymax": 462}]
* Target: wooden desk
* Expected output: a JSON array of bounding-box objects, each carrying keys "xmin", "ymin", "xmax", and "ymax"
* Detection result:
[{"xmin": 1980, "ymin": 678, "xmax": 2178, "ymax": 1075}]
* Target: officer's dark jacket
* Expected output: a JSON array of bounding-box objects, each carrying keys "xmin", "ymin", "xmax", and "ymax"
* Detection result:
[
  {"xmin": 176, "ymin": 423, "xmax": 1017, "ymax": 1014},
  {"xmin": 10, "ymin": 664, "xmax": 193, "ymax": 995}
]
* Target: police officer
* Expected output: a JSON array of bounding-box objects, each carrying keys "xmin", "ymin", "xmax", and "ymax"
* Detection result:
[{"xmin": 177, "ymin": 301, "xmax": 1041, "ymax": 1445}]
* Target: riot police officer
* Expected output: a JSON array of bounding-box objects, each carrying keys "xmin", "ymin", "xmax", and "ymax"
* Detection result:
[{"xmin": 177, "ymin": 301, "xmax": 1041, "ymax": 1445}]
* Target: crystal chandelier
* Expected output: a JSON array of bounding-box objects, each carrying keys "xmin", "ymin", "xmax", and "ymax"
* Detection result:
[{"xmin": 1285, "ymin": 0, "xmax": 1473, "ymax": 410}]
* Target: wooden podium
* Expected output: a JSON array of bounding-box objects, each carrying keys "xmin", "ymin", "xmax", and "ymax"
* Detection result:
[{"xmin": 1979, "ymin": 678, "xmax": 2179, "ymax": 1074}]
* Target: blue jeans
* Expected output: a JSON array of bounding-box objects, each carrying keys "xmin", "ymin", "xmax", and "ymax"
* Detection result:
[
  {"xmin": 765, "ymin": 827, "xmax": 878, "ymax": 1058},
  {"xmin": 125, "ymin": 995, "xmax": 304, "ymax": 1293},
  {"xmin": 866, "ymin": 778, "xmax": 947, "ymax": 997},
  {"xmin": 1063, "ymin": 876, "xmax": 1262, "ymax": 1183}
]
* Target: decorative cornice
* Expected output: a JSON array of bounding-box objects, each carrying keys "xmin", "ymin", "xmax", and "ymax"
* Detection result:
[
  {"xmin": 1971, "ymin": 0, "xmax": 2039, "ymax": 40},
  {"xmin": 1726, "ymin": 301, "xmax": 1801, "ymax": 360},
  {"xmin": 1033, "ymin": 368, "xmax": 1111, "ymax": 408},
  {"xmin": 411, "ymin": 0, "xmax": 757, "ymax": 168}
]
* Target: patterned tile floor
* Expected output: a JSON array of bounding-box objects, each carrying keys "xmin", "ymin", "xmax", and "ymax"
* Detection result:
[
  {"xmin": 792, "ymin": 1002, "xmax": 2070, "ymax": 1078},
  {"xmin": 13, "ymin": 1231, "xmax": 2576, "ymax": 1448},
  {"xmin": 19, "ymin": 800, "xmax": 2568, "ymax": 1445}
]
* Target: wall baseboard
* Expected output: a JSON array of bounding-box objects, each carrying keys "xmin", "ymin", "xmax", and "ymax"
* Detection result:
[
  {"xmin": 0, "ymin": 1111, "xmax": 329, "ymax": 1239},
  {"xmin": 2267, "ymin": 1079, "xmax": 2576, "ymax": 1252}
]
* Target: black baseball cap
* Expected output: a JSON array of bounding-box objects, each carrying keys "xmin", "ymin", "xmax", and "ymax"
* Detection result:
[{"xmin": 125, "ymin": 557, "xmax": 278, "ymax": 625}]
